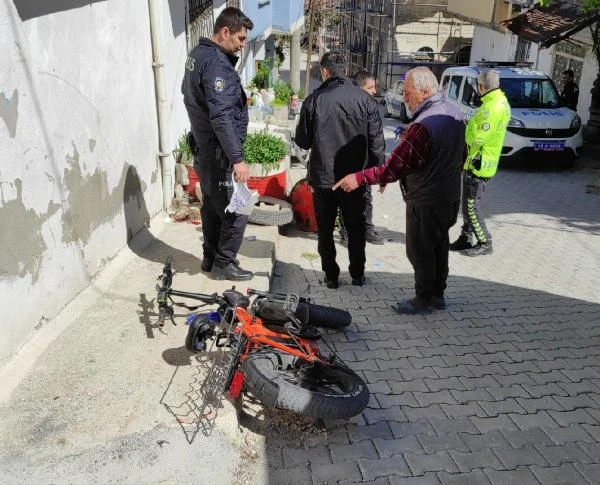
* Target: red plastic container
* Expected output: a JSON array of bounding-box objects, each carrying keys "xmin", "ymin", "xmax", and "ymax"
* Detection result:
[{"xmin": 290, "ymin": 178, "xmax": 318, "ymax": 233}]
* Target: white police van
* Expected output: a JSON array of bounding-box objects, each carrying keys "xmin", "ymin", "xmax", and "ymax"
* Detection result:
[{"xmin": 440, "ymin": 62, "xmax": 583, "ymax": 161}]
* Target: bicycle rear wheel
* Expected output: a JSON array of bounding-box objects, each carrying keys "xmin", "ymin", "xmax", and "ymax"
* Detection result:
[
  {"xmin": 308, "ymin": 304, "xmax": 352, "ymax": 329},
  {"xmin": 242, "ymin": 351, "xmax": 369, "ymax": 419}
]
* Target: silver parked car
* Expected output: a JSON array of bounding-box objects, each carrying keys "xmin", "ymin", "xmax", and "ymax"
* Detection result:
[{"xmin": 384, "ymin": 76, "xmax": 409, "ymax": 121}]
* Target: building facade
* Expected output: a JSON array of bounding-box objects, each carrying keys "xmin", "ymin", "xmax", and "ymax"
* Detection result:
[
  {"xmin": 338, "ymin": 0, "xmax": 474, "ymax": 89},
  {"xmin": 448, "ymin": 0, "xmax": 597, "ymax": 126}
]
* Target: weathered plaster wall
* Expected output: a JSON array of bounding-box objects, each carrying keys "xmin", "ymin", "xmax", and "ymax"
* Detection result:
[{"xmin": 0, "ymin": 0, "xmax": 190, "ymax": 366}]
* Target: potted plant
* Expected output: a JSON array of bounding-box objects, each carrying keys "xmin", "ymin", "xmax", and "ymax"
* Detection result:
[
  {"xmin": 272, "ymin": 81, "xmax": 294, "ymax": 124},
  {"xmin": 173, "ymin": 130, "xmax": 195, "ymax": 165},
  {"xmin": 173, "ymin": 130, "xmax": 199, "ymax": 197},
  {"xmin": 243, "ymin": 128, "xmax": 289, "ymax": 199}
]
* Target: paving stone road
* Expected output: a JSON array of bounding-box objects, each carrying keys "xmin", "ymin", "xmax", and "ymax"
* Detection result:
[{"xmin": 266, "ymin": 124, "xmax": 600, "ymax": 484}]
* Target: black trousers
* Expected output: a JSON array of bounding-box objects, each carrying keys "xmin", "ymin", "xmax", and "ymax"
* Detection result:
[
  {"xmin": 194, "ymin": 151, "xmax": 248, "ymax": 267},
  {"xmin": 405, "ymin": 201, "xmax": 460, "ymax": 300},
  {"xmin": 339, "ymin": 185, "xmax": 375, "ymax": 233},
  {"xmin": 459, "ymin": 172, "xmax": 490, "ymax": 244},
  {"xmin": 313, "ymin": 186, "xmax": 367, "ymax": 281}
]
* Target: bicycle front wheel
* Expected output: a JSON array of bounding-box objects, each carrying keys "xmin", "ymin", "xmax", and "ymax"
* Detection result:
[{"xmin": 242, "ymin": 352, "xmax": 369, "ymax": 419}]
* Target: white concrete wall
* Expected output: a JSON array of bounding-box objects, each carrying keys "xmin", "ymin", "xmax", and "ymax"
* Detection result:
[
  {"xmin": 0, "ymin": 0, "xmax": 190, "ymax": 367},
  {"xmin": 394, "ymin": 11, "xmax": 474, "ymax": 55},
  {"xmin": 469, "ymin": 25, "xmax": 517, "ymax": 64}
]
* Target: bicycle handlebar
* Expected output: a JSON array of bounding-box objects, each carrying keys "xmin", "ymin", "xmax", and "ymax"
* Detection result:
[{"xmin": 156, "ymin": 258, "xmax": 310, "ymax": 312}]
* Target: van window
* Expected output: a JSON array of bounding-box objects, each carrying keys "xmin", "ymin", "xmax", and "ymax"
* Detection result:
[
  {"xmin": 499, "ymin": 78, "xmax": 560, "ymax": 108},
  {"xmin": 462, "ymin": 77, "xmax": 481, "ymax": 107},
  {"xmin": 440, "ymin": 76, "xmax": 450, "ymax": 95},
  {"xmin": 448, "ymin": 75, "xmax": 463, "ymax": 100}
]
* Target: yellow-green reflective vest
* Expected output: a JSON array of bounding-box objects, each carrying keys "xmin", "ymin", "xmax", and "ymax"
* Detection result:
[{"xmin": 464, "ymin": 88, "xmax": 511, "ymax": 178}]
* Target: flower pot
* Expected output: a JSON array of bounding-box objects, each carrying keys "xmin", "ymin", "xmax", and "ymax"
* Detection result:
[
  {"xmin": 272, "ymin": 105, "xmax": 289, "ymax": 125},
  {"xmin": 184, "ymin": 165, "xmax": 200, "ymax": 197},
  {"xmin": 246, "ymin": 157, "xmax": 287, "ymax": 199}
]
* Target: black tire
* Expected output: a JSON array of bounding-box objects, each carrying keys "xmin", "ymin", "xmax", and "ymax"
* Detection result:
[
  {"xmin": 185, "ymin": 315, "xmax": 215, "ymax": 353},
  {"xmin": 254, "ymin": 298, "xmax": 310, "ymax": 326},
  {"xmin": 249, "ymin": 196, "xmax": 294, "ymax": 226},
  {"xmin": 242, "ymin": 352, "xmax": 369, "ymax": 419},
  {"xmin": 308, "ymin": 304, "xmax": 352, "ymax": 329}
]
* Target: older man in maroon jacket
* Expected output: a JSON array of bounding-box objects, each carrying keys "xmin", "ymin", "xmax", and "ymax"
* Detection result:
[{"xmin": 334, "ymin": 66, "xmax": 465, "ymax": 314}]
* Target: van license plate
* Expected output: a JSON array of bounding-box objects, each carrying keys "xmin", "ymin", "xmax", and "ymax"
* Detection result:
[{"xmin": 533, "ymin": 141, "xmax": 565, "ymax": 151}]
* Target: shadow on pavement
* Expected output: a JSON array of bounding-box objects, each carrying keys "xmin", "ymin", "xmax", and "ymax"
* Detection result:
[
  {"xmin": 124, "ymin": 166, "xmax": 204, "ymax": 275},
  {"xmin": 258, "ymin": 266, "xmax": 600, "ymax": 484}
]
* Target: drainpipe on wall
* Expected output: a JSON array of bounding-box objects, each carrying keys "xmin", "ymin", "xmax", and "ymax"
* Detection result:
[{"xmin": 148, "ymin": 0, "xmax": 172, "ymax": 210}]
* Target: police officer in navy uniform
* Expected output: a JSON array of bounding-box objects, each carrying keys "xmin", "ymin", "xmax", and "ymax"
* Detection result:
[{"xmin": 182, "ymin": 7, "xmax": 254, "ymax": 281}]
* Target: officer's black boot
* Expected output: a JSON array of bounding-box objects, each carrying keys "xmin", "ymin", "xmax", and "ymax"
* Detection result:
[
  {"xmin": 201, "ymin": 257, "xmax": 213, "ymax": 272},
  {"xmin": 211, "ymin": 262, "xmax": 253, "ymax": 281},
  {"xmin": 449, "ymin": 235, "xmax": 472, "ymax": 251},
  {"xmin": 366, "ymin": 229, "xmax": 384, "ymax": 245},
  {"xmin": 462, "ymin": 241, "xmax": 493, "ymax": 257}
]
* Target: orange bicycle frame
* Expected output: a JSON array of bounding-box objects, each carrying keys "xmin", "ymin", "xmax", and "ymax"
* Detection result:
[{"xmin": 232, "ymin": 307, "xmax": 323, "ymax": 363}]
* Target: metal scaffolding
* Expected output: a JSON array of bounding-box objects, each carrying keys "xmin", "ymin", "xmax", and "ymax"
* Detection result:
[{"xmin": 338, "ymin": 0, "xmax": 471, "ymax": 90}]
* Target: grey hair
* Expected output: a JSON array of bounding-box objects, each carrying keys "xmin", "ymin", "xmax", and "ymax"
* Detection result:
[
  {"xmin": 407, "ymin": 66, "xmax": 439, "ymax": 93},
  {"xmin": 478, "ymin": 69, "xmax": 500, "ymax": 91}
]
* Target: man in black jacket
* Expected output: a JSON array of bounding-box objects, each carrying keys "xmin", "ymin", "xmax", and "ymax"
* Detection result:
[
  {"xmin": 295, "ymin": 53, "xmax": 385, "ymax": 289},
  {"xmin": 338, "ymin": 70, "xmax": 385, "ymax": 247},
  {"xmin": 182, "ymin": 7, "xmax": 254, "ymax": 281},
  {"xmin": 560, "ymin": 69, "xmax": 579, "ymax": 111}
]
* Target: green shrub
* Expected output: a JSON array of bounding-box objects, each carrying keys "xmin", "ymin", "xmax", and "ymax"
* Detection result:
[
  {"xmin": 175, "ymin": 130, "xmax": 194, "ymax": 163},
  {"xmin": 273, "ymin": 81, "xmax": 294, "ymax": 107},
  {"xmin": 243, "ymin": 129, "xmax": 287, "ymax": 174},
  {"xmin": 251, "ymin": 58, "xmax": 273, "ymax": 90}
]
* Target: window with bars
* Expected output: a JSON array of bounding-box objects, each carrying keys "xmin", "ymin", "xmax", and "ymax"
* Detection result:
[
  {"xmin": 188, "ymin": 0, "xmax": 212, "ymax": 24},
  {"xmin": 552, "ymin": 41, "xmax": 585, "ymax": 93},
  {"xmin": 186, "ymin": 0, "xmax": 213, "ymax": 52},
  {"xmin": 515, "ymin": 38, "xmax": 531, "ymax": 63}
]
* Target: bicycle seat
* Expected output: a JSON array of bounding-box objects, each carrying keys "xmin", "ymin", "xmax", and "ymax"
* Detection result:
[{"xmin": 223, "ymin": 289, "xmax": 250, "ymax": 309}]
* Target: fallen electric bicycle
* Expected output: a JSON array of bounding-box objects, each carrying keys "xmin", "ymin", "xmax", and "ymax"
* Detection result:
[{"xmin": 156, "ymin": 257, "xmax": 369, "ymax": 420}]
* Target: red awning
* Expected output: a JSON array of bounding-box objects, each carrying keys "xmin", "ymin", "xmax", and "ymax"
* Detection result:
[{"xmin": 501, "ymin": 1, "xmax": 600, "ymax": 48}]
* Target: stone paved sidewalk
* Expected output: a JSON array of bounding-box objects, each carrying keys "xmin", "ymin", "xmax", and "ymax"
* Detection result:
[{"xmin": 265, "ymin": 148, "xmax": 600, "ymax": 484}]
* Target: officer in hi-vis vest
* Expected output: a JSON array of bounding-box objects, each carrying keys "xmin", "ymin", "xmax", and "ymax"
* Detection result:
[{"xmin": 450, "ymin": 68, "xmax": 511, "ymax": 257}]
